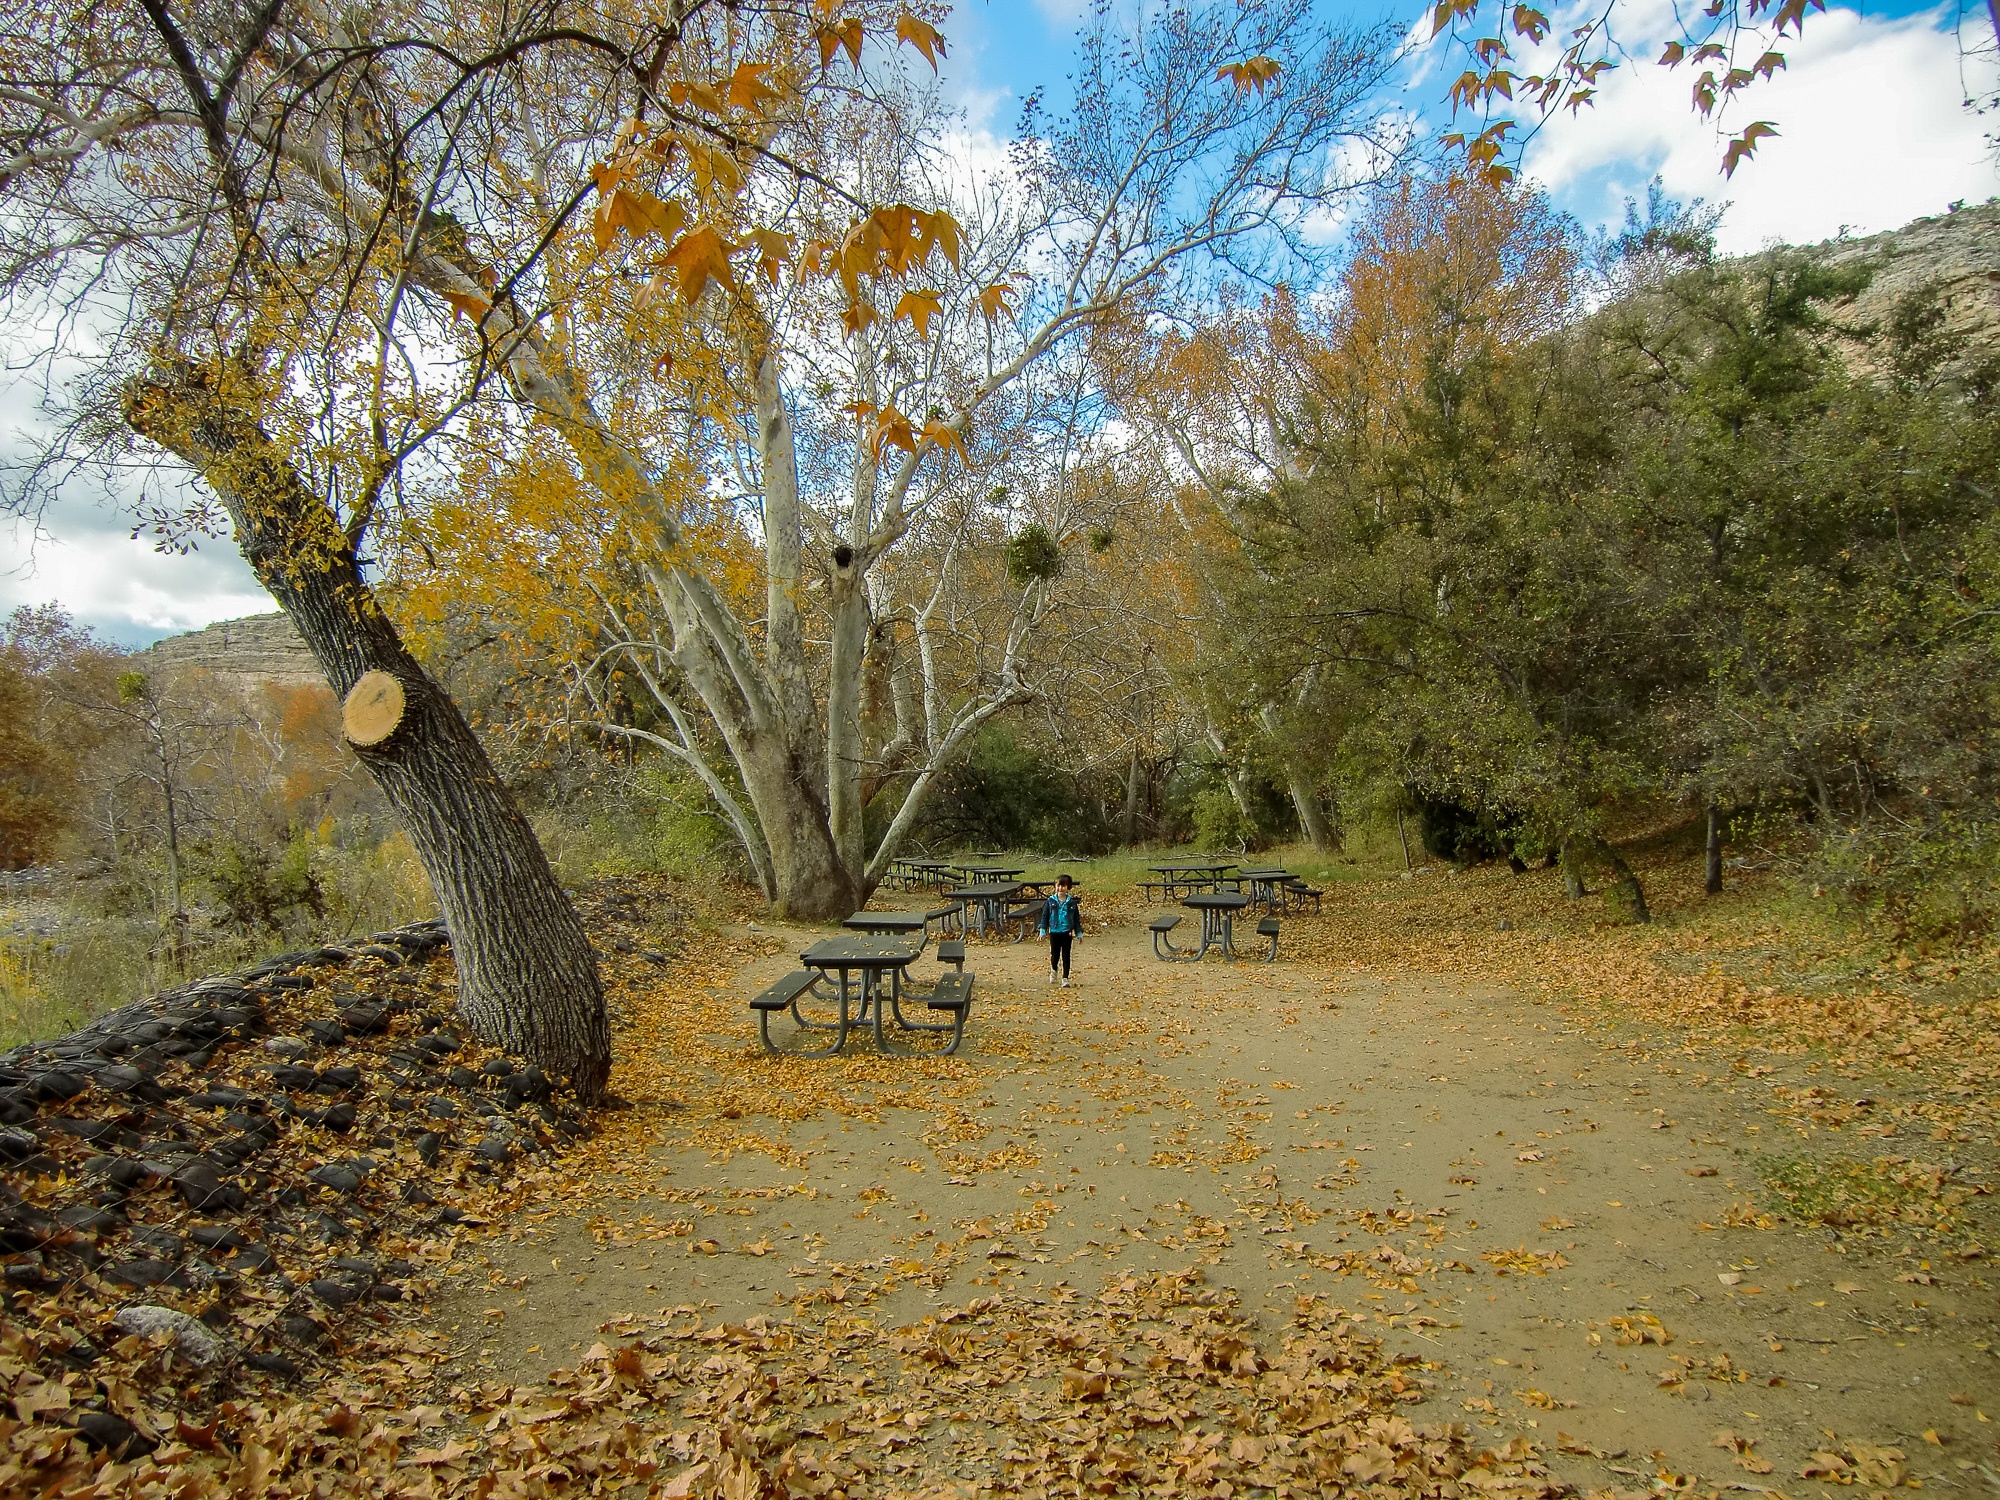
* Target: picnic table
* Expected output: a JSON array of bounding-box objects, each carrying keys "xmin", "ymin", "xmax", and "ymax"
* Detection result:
[
  {"xmin": 796, "ymin": 934, "xmax": 961, "ymax": 1054},
  {"xmin": 963, "ymin": 864, "xmax": 1026, "ymax": 881},
  {"xmin": 752, "ymin": 929, "xmax": 975, "ymax": 1056},
  {"xmin": 895, "ymin": 859, "xmax": 955, "ymax": 892},
  {"xmin": 841, "ymin": 906, "xmax": 960, "ymax": 951},
  {"xmin": 1143, "ymin": 861, "xmax": 1237, "ymax": 901},
  {"xmin": 1235, "ymin": 867, "xmax": 1293, "ymax": 911},
  {"xmin": 885, "ymin": 857, "xmax": 930, "ymax": 890},
  {"xmin": 1182, "ymin": 891, "xmax": 1250, "ymax": 958},
  {"xmin": 945, "ymin": 881, "xmax": 1024, "ymax": 938}
]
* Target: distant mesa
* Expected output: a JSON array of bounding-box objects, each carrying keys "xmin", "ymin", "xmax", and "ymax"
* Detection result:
[{"xmin": 137, "ymin": 613, "xmax": 323, "ymax": 697}]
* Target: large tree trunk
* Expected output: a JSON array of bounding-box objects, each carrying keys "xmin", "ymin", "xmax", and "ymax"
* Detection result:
[
  {"xmin": 1558, "ymin": 837, "xmax": 1588, "ymax": 899},
  {"xmin": 1705, "ymin": 802, "xmax": 1724, "ymax": 896},
  {"xmin": 1284, "ymin": 760, "xmax": 1338, "ymax": 852},
  {"xmin": 1120, "ymin": 747, "xmax": 1143, "ymax": 847},
  {"xmin": 127, "ymin": 364, "xmax": 611, "ymax": 1100},
  {"xmin": 1562, "ymin": 833, "xmax": 1649, "ymax": 923},
  {"xmin": 733, "ymin": 728, "xmax": 864, "ymax": 920},
  {"xmin": 824, "ymin": 564, "xmax": 871, "ymax": 881},
  {"xmin": 1593, "ymin": 837, "xmax": 1652, "ymax": 924}
]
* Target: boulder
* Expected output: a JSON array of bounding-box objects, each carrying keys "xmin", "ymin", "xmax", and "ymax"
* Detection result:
[{"xmin": 112, "ymin": 1305, "xmax": 233, "ymax": 1367}]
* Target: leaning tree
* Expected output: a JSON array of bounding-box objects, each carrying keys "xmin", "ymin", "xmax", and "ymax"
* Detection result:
[{"xmin": 0, "ymin": 0, "xmax": 966, "ymax": 1094}]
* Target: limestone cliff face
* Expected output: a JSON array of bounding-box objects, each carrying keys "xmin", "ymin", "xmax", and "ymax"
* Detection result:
[
  {"xmin": 1787, "ymin": 198, "xmax": 2000, "ymax": 359},
  {"xmin": 137, "ymin": 613, "xmax": 324, "ymax": 696}
]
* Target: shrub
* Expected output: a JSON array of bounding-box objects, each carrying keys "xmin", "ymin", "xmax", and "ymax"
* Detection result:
[
  {"xmin": 917, "ymin": 727, "xmax": 1108, "ymax": 854},
  {"xmin": 1191, "ymin": 786, "xmax": 1258, "ymax": 854},
  {"xmin": 197, "ymin": 830, "xmax": 326, "ymax": 935}
]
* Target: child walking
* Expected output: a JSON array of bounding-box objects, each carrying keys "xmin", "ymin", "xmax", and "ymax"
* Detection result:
[{"xmin": 1039, "ymin": 874, "xmax": 1083, "ymax": 987}]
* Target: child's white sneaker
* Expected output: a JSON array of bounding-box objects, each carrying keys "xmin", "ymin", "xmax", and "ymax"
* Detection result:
[
  {"xmin": 1060, "ymin": 977, "xmax": 1070, "ymax": 988},
  {"xmin": 1047, "ymin": 970, "xmax": 1057, "ymax": 985}
]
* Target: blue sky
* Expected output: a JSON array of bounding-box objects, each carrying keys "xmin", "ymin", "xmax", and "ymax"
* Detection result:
[
  {"xmin": 941, "ymin": 0, "xmax": 1995, "ymax": 252},
  {"xmin": 4, "ymin": 0, "xmax": 1995, "ymax": 647}
]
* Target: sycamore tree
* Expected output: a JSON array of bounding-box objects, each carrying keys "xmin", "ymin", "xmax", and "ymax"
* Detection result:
[{"xmin": 386, "ymin": 0, "xmax": 1403, "ymax": 916}]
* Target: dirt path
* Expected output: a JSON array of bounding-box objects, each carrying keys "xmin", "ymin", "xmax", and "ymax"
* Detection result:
[{"xmin": 435, "ymin": 907, "xmax": 2000, "ymax": 1495}]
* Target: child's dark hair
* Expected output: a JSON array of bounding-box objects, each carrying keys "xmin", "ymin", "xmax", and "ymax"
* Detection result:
[{"xmin": 1056, "ymin": 874, "xmax": 1073, "ymax": 888}]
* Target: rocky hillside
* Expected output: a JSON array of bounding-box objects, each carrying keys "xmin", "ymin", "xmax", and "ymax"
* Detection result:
[
  {"xmin": 1801, "ymin": 197, "xmax": 2000, "ymax": 353},
  {"xmin": 137, "ymin": 614, "xmax": 322, "ymax": 697}
]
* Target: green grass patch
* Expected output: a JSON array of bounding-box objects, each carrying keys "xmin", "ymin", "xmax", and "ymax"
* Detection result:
[{"xmin": 1759, "ymin": 1152, "xmax": 1984, "ymax": 1239}]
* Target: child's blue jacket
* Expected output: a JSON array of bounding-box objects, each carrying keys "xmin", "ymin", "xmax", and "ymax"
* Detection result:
[{"xmin": 1040, "ymin": 892, "xmax": 1082, "ymax": 935}]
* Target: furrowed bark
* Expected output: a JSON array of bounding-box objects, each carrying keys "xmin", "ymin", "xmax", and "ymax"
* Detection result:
[{"xmin": 127, "ymin": 364, "xmax": 610, "ymax": 1100}]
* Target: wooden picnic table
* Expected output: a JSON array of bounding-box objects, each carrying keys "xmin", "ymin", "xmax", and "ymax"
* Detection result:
[
  {"xmin": 1182, "ymin": 890, "xmax": 1251, "ymax": 958},
  {"xmin": 945, "ymin": 882, "xmax": 1024, "ymax": 938},
  {"xmin": 799, "ymin": 934, "xmax": 926, "ymax": 1053}
]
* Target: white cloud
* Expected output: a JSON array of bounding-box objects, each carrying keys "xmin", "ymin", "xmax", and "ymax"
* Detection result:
[
  {"xmin": 1024, "ymin": 0, "xmax": 1091, "ymax": 28},
  {"xmin": 1, "ymin": 512, "xmax": 272, "ymax": 646},
  {"xmin": 1521, "ymin": 3, "xmax": 1999, "ymax": 253}
]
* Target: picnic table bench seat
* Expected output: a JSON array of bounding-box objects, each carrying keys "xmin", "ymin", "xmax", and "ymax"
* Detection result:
[
  {"xmin": 883, "ymin": 971, "xmax": 975, "ymax": 1056},
  {"xmin": 936, "ymin": 938, "xmax": 966, "ymax": 970},
  {"xmin": 1255, "ymin": 916, "xmax": 1280, "ymax": 962},
  {"xmin": 751, "ymin": 970, "xmax": 851, "ymax": 1058},
  {"xmin": 1149, "ymin": 912, "xmax": 1188, "ymax": 960},
  {"xmin": 751, "ymin": 970, "xmax": 821, "ymax": 1010},
  {"xmin": 1000, "ymin": 896, "xmax": 1046, "ymax": 942},
  {"xmin": 1283, "ymin": 880, "xmax": 1323, "ymax": 914},
  {"xmin": 928, "ymin": 973, "xmax": 974, "ymax": 1013}
]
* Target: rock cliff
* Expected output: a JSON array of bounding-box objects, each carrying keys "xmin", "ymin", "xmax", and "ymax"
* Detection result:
[{"xmin": 137, "ymin": 613, "xmax": 323, "ymax": 695}]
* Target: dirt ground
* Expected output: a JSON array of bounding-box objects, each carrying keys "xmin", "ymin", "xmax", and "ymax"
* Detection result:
[{"xmin": 434, "ymin": 901, "xmax": 2000, "ymax": 1495}]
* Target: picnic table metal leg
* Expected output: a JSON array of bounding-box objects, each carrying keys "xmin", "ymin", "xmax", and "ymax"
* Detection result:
[
  {"xmin": 762, "ymin": 978, "xmax": 849, "ymax": 1057},
  {"xmin": 870, "ymin": 967, "xmax": 890, "ymax": 1051},
  {"xmin": 878, "ymin": 966, "xmax": 959, "ymax": 1055}
]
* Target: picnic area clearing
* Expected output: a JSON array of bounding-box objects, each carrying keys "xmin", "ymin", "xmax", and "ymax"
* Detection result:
[{"xmin": 433, "ymin": 866, "xmax": 1999, "ymax": 1497}]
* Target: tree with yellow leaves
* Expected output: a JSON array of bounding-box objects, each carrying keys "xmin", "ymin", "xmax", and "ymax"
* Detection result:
[
  {"xmin": 388, "ymin": 0, "xmax": 1405, "ymax": 915},
  {"xmin": 0, "ymin": 0, "xmax": 980, "ymax": 1093}
]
